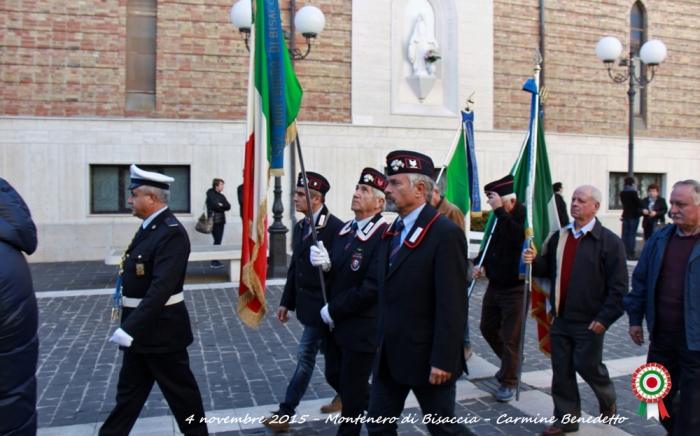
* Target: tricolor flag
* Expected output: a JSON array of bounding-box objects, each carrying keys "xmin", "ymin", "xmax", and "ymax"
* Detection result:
[
  {"xmin": 239, "ymin": 0, "xmax": 303, "ymax": 328},
  {"xmin": 445, "ymin": 110, "xmax": 481, "ymax": 218},
  {"xmin": 477, "ymin": 69, "xmax": 559, "ymax": 356},
  {"xmin": 514, "ymin": 77, "xmax": 560, "ymax": 357}
]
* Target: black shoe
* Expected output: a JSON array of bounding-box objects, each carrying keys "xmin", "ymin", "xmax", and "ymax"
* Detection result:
[{"xmin": 210, "ymin": 261, "xmax": 224, "ymax": 269}]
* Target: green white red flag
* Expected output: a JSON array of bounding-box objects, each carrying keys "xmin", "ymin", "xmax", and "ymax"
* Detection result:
[{"xmin": 239, "ymin": 0, "xmax": 303, "ymax": 328}]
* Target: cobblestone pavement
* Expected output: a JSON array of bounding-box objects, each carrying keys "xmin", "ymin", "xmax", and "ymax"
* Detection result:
[{"xmin": 31, "ymin": 261, "xmax": 668, "ymax": 435}]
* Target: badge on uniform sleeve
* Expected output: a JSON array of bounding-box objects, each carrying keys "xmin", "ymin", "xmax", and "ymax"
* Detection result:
[
  {"xmin": 136, "ymin": 262, "xmax": 145, "ymax": 276},
  {"xmin": 350, "ymin": 250, "xmax": 363, "ymax": 271}
]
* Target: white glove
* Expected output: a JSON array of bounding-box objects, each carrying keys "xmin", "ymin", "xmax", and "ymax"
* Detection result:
[
  {"xmin": 310, "ymin": 241, "xmax": 331, "ymax": 272},
  {"xmin": 320, "ymin": 304, "xmax": 335, "ymax": 329},
  {"xmin": 110, "ymin": 328, "xmax": 134, "ymax": 347}
]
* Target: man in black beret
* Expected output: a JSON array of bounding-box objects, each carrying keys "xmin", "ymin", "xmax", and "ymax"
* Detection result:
[
  {"xmin": 473, "ymin": 174, "xmax": 526, "ymax": 403},
  {"xmin": 365, "ymin": 151, "xmax": 472, "ymax": 435},
  {"xmin": 263, "ymin": 171, "xmax": 343, "ymax": 432},
  {"xmin": 310, "ymin": 167, "xmax": 389, "ymax": 435}
]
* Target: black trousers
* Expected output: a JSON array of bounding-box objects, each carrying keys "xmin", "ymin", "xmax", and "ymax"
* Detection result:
[
  {"xmin": 366, "ymin": 355, "xmax": 473, "ymax": 436},
  {"xmin": 549, "ymin": 317, "xmax": 616, "ymax": 431},
  {"xmin": 212, "ymin": 223, "xmax": 224, "ymax": 245},
  {"xmin": 324, "ymin": 334, "xmax": 375, "ymax": 436},
  {"xmin": 99, "ymin": 349, "xmax": 208, "ymax": 436},
  {"xmin": 647, "ymin": 328, "xmax": 700, "ymax": 436},
  {"xmin": 479, "ymin": 283, "xmax": 527, "ymax": 388}
]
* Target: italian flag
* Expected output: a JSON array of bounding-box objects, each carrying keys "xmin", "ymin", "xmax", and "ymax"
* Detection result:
[
  {"xmin": 239, "ymin": 0, "xmax": 303, "ymax": 328},
  {"xmin": 515, "ymin": 77, "xmax": 560, "ymax": 357},
  {"xmin": 445, "ymin": 110, "xmax": 481, "ymax": 218}
]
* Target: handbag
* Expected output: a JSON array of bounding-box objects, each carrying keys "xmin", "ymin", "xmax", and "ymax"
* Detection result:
[{"xmin": 195, "ymin": 203, "xmax": 213, "ymax": 234}]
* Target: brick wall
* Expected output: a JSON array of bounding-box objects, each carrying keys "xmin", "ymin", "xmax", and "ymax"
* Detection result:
[
  {"xmin": 0, "ymin": 0, "xmax": 351, "ymax": 122},
  {"xmin": 493, "ymin": 0, "xmax": 700, "ymax": 140}
]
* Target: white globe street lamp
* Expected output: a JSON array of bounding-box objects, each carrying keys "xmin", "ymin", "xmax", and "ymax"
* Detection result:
[{"xmin": 595, "ymin": 36, "xmax": 667, "ymax": 177}]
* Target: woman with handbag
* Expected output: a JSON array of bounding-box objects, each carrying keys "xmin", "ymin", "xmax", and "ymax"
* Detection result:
[
  {"xmin": 641, "ymin": 183, "xmax": 668, "ymax": 241},
  {"xmin": 206, "ymin": 178, "xmax": 231, "ymax": 268}
]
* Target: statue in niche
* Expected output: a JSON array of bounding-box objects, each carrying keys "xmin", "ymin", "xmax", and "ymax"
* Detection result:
[{"xmin": 407, "ymin": 13, "xmax": 439, "ymax": 76}]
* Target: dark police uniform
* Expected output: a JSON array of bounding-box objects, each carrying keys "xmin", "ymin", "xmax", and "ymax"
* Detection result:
[
  {"xmin": 324, "ymin": 213, "xmax": 387, "ymax": 436},
  {"xmin": 100, "ymin": 166, "xmax": 207, "ymax": 436},
  {"xmin": 366, "ymin": 151, "xmax": 470, "ymax": 436}
]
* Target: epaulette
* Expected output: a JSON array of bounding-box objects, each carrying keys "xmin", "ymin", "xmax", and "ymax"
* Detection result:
[{"xmin": 164, "ymin": 217, "xmax": 179, "ymax": 227}]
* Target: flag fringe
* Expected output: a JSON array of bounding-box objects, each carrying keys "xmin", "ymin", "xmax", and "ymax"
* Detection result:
[
  {"xmin": 237, "ymin": 196, "xmax": 269, "ymax": 328},
  {"xmin": 285, "ymin": 120, "xmax": 297, "ymax": 146},
  {"xmin": 470, "ymin": 211, "xmax": 482, "ymax": 218},
  {"xmin": 270, "ymin": 168, "xmax": 284, "ymax": 177}
]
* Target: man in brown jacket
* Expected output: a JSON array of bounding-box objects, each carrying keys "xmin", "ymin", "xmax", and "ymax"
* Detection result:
[{"xmin": 431, "ymin": 186, "xmax": 465, "ymax": 231}]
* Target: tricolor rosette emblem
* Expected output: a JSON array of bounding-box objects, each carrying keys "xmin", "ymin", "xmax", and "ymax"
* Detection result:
[{"xmin": 632, "ymin": 363, "xmax": 671, "ymax": 421}]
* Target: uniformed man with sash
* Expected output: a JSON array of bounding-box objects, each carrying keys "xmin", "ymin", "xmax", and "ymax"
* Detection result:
[{"xmin": 101, "ymin": 165, "xmax": 208, "ymax": 436}]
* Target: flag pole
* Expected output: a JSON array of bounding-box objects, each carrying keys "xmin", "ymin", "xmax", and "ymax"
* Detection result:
[
  {"xmin": 435, "ymin": 122, "xmax": 463, "ymax": 184},
  {"xmin": 436, "ymin": 92, "xmax": 476, "ymax": 184},
  {"xmin": 516, "ymin": 48, "xmax": 543, "ymax": 401},
  {"xmin": 516, "ymin": 235, "xmax": 533, "ymax": 400},
  {"xmin": 294, "ymin": 133, "xmax": 330, "ymax": 311},
  {"xmin": 467, "ymin": 217, "xmax": 497, "ymax": 299}
]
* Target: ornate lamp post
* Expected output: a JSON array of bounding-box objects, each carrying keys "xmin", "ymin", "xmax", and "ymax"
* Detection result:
[
  {"xmin": 595, "ymin": 36, "xmax": 667, "ymax": 177},
  {"xmin": 230, "ymin": 0, "xmax": 325, "ymax": 278}
]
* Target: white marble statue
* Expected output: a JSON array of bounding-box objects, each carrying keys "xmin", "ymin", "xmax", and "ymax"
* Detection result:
[{"xmin": 407, "ymin": 13, "xmax": 439, "ymax": 76}]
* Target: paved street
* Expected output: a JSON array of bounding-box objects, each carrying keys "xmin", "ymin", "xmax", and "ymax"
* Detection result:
[{"xmin": 30, "ymin": 261, "xmax": 668, "ymax": 436}]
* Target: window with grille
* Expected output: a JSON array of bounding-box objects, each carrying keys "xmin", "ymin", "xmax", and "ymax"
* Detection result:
[
  {"xmin": 609, "ymin": 172, "xmax": 664, "ymax": 210},
  {"xmin": 90, "ymin": 165, "xmax": 190, "ymax": 214}
]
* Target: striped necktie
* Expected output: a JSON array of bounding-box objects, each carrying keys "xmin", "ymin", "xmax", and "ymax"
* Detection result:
[{"xmin": 388, "ymin": 219, "xmax": 405, "ymax": 267}]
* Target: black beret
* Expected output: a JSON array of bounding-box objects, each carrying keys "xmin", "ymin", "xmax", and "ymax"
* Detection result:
[
  {"xmin": 297, "ymin": 171, "xmax": 330, "ymax": 195},
  {"xmin": 484, "ymin": 174, "xmax": 514, "ymax": 197},
  {"xmin": 386, "ymin": 150, "xmax": 434, "ymax": 177},
  {"xmin": 358, "ymin": 167, "xmax": 388, "ymax": 192}
]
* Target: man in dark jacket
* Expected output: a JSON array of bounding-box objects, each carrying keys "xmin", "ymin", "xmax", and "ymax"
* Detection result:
[
  {"xmin": 523, "ymin": 185, "xmax": 628, "ymax": 436},
  {"xmin": 365, "ymin": 151, "xmax": 471, "ymax": 436},
  {"xmin": 619, "ymin": 177, "xmax": 642, "ymax": 259},
  {"xmin": 310, "ymin": 167, "xmax": 388, "ymax": 436},
  {"xmin": 553, "ymin": 182, "xmax": 569, "ymax": 226},
  {"xmin": 0, "ymin": 178, "xmax": 39, "ymax": 436},
  {"xmin": 101, "ymin": 165, "xmax": 208, "ymax": 436},
  {"xmin": 624, "ymin": 180, "xmax": 700, "ymax": 436},
  {"xmin": 206, "ymin": 178, "xmax": 231, "ymax": 268},
  {"xmin": 264, "ymin": 171, "xmax": 343, "ymax": 432},
  {"xmin": 473, "ymin": 174, "xmax": 526, "ymax": 402}
]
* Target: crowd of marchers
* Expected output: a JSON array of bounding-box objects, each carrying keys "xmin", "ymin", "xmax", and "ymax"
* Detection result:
[{"xmin": 0, "ymin": 156, "xmax": 698, "ymax": 436}]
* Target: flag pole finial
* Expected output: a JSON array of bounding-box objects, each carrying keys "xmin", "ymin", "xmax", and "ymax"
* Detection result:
[
  {"xmin": 533, "ymin": 47, "xmax": 543, "ymax": 70},
  {"xmin": 464, "ymin": 91, "xmax": 476, "ymax": 113}
]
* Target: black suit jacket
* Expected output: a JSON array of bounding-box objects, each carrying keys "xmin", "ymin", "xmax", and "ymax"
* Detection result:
[
  {"xmin": 280, "ymin": 205, "xmax": 343, "ymax": 327},
  {"xmin": 120, "ymin": 208, "xmax": 194, "ymax": 354},
  {"xmin": 326, "ymin": 214, "xmax": 387, "ymax": 353},
  {"xmin": 555, "ymin": 192, "xmax": 570, "ymax": 226},
  {"xmin": 373, "ymin": 204, "xmax": 468, "ymax": 387},
  {"xmin": 642, "ymin": 196, "xmax": 668, "ymax": 227}
]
